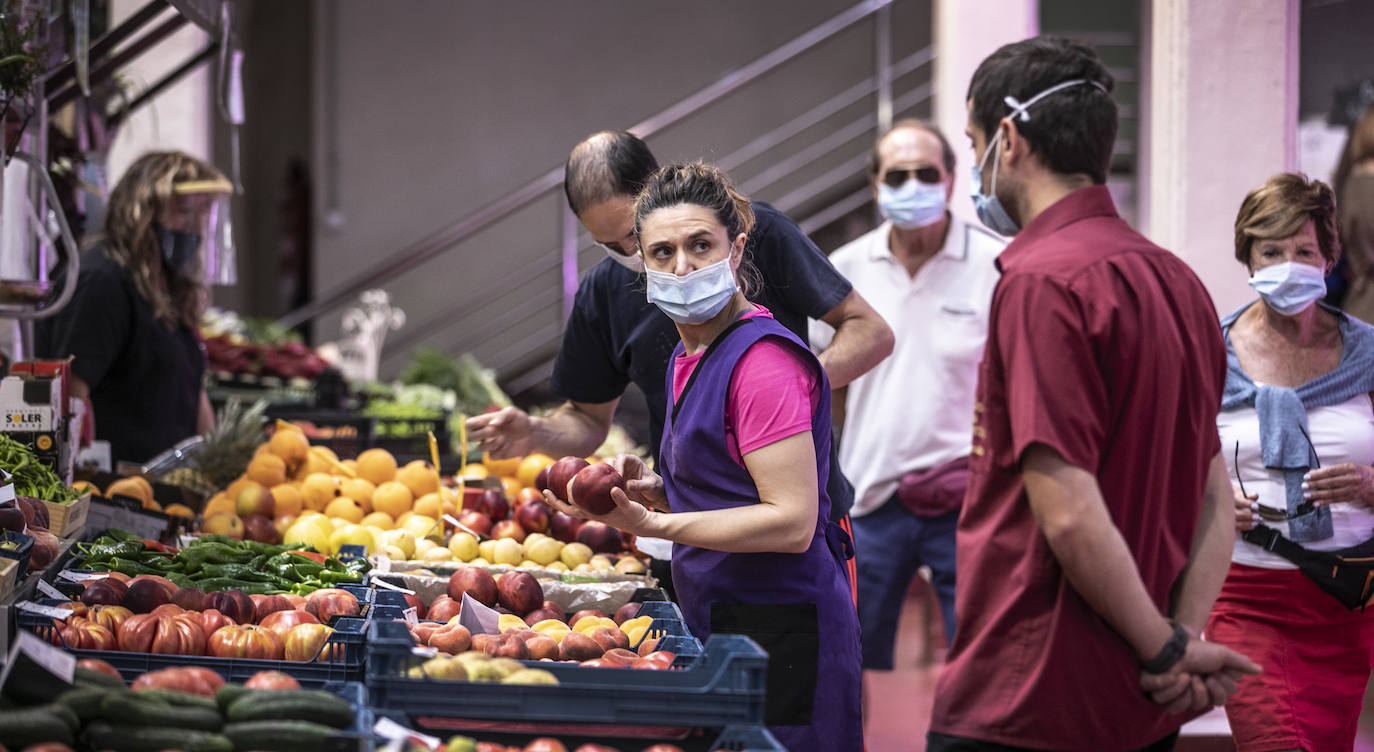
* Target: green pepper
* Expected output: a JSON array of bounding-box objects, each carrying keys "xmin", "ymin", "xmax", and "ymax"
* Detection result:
[
  {"xmin": 104, "ymin": 528, "xmax": 143, "ymax": 543},
  {"xmin": 316, "ymin": 568, "xmax": 364, "ymax": 585},
  {"xmin": 78, "ymin": 540, "xmax": 144, "ymax": 565},
  {"xmin": 105, "ymin": 556, "xmax": 162, "ymax": 576}
]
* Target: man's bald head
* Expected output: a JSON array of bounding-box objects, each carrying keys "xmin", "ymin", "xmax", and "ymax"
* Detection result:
[{"xmin": 563, "ymin": 130, "xmax": 660, "ymax": 216}]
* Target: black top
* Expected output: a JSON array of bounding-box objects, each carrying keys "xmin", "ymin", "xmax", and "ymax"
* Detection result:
[
  {"xmin": 36, "ymin": 249, "xmax": 206, "ymax": 465},
  {"xmin": 551, "ymin": 201, "xmax": 856, "ymax": 518}
]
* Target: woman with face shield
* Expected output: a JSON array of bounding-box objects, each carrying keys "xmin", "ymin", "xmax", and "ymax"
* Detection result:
[
  {"xmin": 36, "ymin": 151, "xmax": 234, "ymax": 466},
  {"xmin": 541, "ymin": 161, "xmax": 862, "ymax": 751},
  {"xmin": 1208, "ymin": 172, "xmax": 1374, "ymax": 751}
]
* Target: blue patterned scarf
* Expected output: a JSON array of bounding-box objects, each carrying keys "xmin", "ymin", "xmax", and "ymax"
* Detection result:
[{"xmin": 1221, "ymin": 302, "xmax": 1374, "ymax": 542}]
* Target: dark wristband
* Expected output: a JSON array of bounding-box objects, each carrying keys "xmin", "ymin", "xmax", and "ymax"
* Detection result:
[{"xmin": 1141, "ymin": 620, "xmax": 1189, "ymax": 674}]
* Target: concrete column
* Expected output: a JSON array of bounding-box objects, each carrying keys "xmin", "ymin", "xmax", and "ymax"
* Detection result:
[
  {"xmin": 1144, "ymin": 0, "xmax": 1299, "ymax": 314},
  {"xmin": 933, "ymin": 0, "xmax": 1038, "ymax": 224}
]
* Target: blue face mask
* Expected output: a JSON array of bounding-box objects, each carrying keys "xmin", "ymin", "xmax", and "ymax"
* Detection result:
[
  {"xmin": 155, "ymin": 223, "xmax": 203, "ymax": 281},
  {"xmin": 970, "ymin": 135, "xmax": 1019, "ymax": 236},
  {"xmin": 877, "ymin": 178, "xmax": 947, "ymax": 229},
  {"xmin": 646, "ymin": 255, "xmax": 738, "ymax": 325},
  {"xmin": 969, "ymin": 78, "xmax": 1109, "ymax": 237},
  {"xmin": 1249, "ymin": 261, "xmax": 1327, "ymax": 316}
]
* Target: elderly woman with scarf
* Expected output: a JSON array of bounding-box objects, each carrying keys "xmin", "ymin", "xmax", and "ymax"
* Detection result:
[{"xmin": 1209, "ymin": 172, "xmax": 1374, "ymax": 752}]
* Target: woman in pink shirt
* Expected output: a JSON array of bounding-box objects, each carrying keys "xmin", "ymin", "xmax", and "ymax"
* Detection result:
[{"xmin": 543, "ymin": 162, "xmax": 862, "ymax": 751}]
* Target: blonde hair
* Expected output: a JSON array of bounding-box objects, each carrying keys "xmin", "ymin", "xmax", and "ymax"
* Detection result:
[
  {"xmin": 1233, "ymin": 172, "xmax": 1341, "ymax": 268},
  {"xmin": 1352, "ymin": 105, "xmax": 1374, "ymax": 164},
  {"xmin": 98, "ymin": 151, "xmax": 226, "ymax": 330}
]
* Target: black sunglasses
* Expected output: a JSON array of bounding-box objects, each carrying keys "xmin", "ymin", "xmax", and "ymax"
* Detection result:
[
  {"xmin": 880, "ymin": 166, "xmax": 943, "ymax": 188},
  {"xmin": 1234, "ymin": 425, "xmax": 1321, "ymax": 522}
]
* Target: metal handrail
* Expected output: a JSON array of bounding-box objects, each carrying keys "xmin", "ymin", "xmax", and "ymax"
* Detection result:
[
  {"xmin": 379, "ymin": 45, "xmax": 934, "ymax": 361},
  {"xmin": 274, "ymin": 0, "xmax": 894, "ymax": 331}
]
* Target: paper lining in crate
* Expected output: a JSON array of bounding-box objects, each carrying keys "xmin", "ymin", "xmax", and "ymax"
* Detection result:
[
  {"xmin": 371, "ymin": 556, "xmax": 656, "ymax": 615},
  {"xmin": 41, "ymin": 491, "xmax": 90, "ymax": 536}
]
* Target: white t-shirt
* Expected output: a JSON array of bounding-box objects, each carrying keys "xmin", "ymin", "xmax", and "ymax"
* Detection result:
[
  {"xmin": 1219, "ymin": 393, "xmax": 1374, "ymax": 569},
  {"xmin": 811, "ymin": 217, "xmax": 1004, "ymax": 518}
]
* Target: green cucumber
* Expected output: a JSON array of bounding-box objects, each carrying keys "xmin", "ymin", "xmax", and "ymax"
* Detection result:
[
  {"xmin": 0, "ymin": 706, "xmax": 75, "ymax": 747},
  {"xmin": 99, "ymin": 691, "xmax": 222, "ymax": 731},
  {"xmin": 226, "ymin": 689, "xmax": 355, "ymax": 728},
  {"xmin": 42, "ymin": 701, "xmax": 80, "ymax": 731},
  {"xmin": 132, "ymin": 687, "xmax": 220, "ymax": 711},
  {"xmin": 56, "ymin": 686, "xmax": 117, "ymax": 722},
  {"xmin": 83, "ymin": 722, "xmax": 232, "ymax": 752},
  {"xmin": 213, "ymin": 683, "xmax": 253, "ymax": 711},
  {"xmin": 75, "ymin": 666, "xmax": 127, "ymax": 689},
  {"xmin": 222, "ymin": 719, "xmax": 338, "ymax": 752}
]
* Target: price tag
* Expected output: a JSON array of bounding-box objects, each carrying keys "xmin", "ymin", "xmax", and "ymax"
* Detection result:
[
  {"xmin": 373, "ymin": 717, "xmax": 440, "ymax": 749},
  {"xmin": 402, "ymin": 606, "xmax": 418, "ymax": 625},
  {"xmin": 36, "ymin": 580, "xmax": 66, "ymax": 600},
  {"xmin": 0, "ymin": 631, "xmax": 76, "ymax": 690},
  {"xmin": 371, "ymin": 578, "xmax": 416, "ymax": 595},
  {"xmin": 457, "ymin": 592, "xmax": 500, "ymax": 636},
  {"xmin": 16, "ymin": 601, "xmax": 75, "ymax": 619},
  {"xmin": 410, "ymin": 645, "xmax": 437, "ymax": 658},
  {"xmin": 58, "ymin": 570, "xmax": 108, "ymax": 582}
]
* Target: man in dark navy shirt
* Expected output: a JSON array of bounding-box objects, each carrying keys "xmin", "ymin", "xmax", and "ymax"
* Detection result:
[{"xmin": 468, "ymin": 131, "xmax": 893, "ymax": 528}]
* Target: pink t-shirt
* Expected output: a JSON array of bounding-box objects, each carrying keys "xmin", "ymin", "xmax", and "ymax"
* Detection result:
[{"xmin": 671, "ymin": 307, "xmax": 820, "ymax": 466}]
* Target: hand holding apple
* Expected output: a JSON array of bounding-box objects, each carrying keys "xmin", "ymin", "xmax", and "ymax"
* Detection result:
[{"xmin": 610, "ymin": 454, "xmax": 669, "ymax": 512}]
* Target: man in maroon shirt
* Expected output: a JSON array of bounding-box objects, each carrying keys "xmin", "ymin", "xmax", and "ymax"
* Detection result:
[{"xmin": 926, "ymin": 37, "xmax": 1260, "ymax": 752}]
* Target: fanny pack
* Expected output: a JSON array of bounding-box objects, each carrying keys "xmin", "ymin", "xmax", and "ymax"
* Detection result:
[
  {"xmin": 896, "ymin": 456, "xmax": 969, "ymax": 518},
  {"xmin": 1242, "ymin": 523, "xmax": 1374, "ymax": 611}
]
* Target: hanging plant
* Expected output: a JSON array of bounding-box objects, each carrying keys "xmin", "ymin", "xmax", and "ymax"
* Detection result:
[{"xmin": 0, "ymin": 1, "xmax": 47, "ymax": 157}]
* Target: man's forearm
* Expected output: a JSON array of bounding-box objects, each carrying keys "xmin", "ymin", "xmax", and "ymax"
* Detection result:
[
  {"xmin": 530, "ymin": 403, "xmax": 612, "ymax": 458},
  {"xmin": 1170, "ymin": 453, "xmax": 1234, "ymax": 634},
  {"xmin": 817, "ymin": 316, "xmax": 893, "ymax": 389}
]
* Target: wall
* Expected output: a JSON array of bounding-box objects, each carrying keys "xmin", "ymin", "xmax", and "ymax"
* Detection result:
[{"xmin": 301, "ymin": 0, "xmax": 932, "ymax": 383}]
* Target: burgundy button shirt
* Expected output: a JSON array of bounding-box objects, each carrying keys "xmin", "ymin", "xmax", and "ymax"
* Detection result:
[{"xmin": 930, "ymin": 185, "xmax": 1227, "ymax": 751}]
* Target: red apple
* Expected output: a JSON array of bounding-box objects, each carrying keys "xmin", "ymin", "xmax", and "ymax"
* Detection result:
[
  {"xmin": 480, "ymin": 489, "xmax": 510, "ymax": 521},
  {"xmin": 613, "ymin": 602, "xmax": 640, "ymax": 625},
  {"xmin": 457, "ymin": 509, "xmax": 493, "ymax": 537},
  {"xmin": 576, "ymin": 520, "xmax": 624, "ymax": 553},
  {"xmin": 491, "ymin": 519, "xmax": 526, "ymax": 543},
  {"xmin": 448, "ymin": 567, "xmax": 498, "ymax": 608},
  {"xmin": 534, "ymin": 466, "xmax": 551, "ymax": 492},
  {"xmin": 547, "ymin": 457, "xmax": 590, "ymax": 502},
  {"xmin": 568, "ymin": 463, "xmax": 624, "ymax": 515},
  {"xmin": 496, "ymin": 570, "xmax": 544, "ymax": 616},
  {"xmin": 514, "ymin": 498, "xmax": 551, "ymax": 534},
  {"xmin": 427, "ymin": 594, "xmax": 462, "ymax": 622},
  {"xmin": 242, "ymin": 514, "xmax": 281, "ymax": 544},
  {"xmin": 548, "ymin": 511, "xmax": 584, "ymax": 543},
  {"xmin": 403, "ymin": 593, "xmax": 427, "ymax": 619}
]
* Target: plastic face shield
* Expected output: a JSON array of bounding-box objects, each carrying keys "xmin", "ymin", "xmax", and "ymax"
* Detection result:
[{"xmin": 172, "ymin": 178, "xmax": 236, "ymax": 286}]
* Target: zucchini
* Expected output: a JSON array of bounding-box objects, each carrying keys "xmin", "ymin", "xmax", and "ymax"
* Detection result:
[
  {"xmin": 132, "ymin": 688, "xmax": 220, "ymax": 711},
  {"xmin": 41, "ymin": 701, "xmax": 80, "ymax": 731},
  {"xmin": 100, "ymin": 691, "xmax": 223, "ymax": 731},
  {"xmin": 213, "ymin": 683, "xmax": 253, "ymax": 711},
  {"xmin": 56, "ymin": 686, "xmax": 117, "ymax": 722},
  {"xmin": 222, "ymin": 719, "xmax": 337, "ymax": 752},
  {"xmin": 74, "ymin": 666, "xmax": 127, "ymax": 689},
  {"xmin": 0, "ymin": 706, "xmax": 75, "ymax": 747},
  {"xmin": 83, "ymin": 722, "xmax": 232, "ymax": 752},
  {"xmin": 226, "ymin": 689, "xmax": 354, "ymax": 728}
]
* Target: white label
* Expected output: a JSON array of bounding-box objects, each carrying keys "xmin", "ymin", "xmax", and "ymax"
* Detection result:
[
  {"xmin": 0, "ymin": 631, "xmax": 76, "ymax": 686},
  {"xmin": 402, "ymin": 606, "xmax": 418, "ymax": 625},
  {"xmin": 373, "ymin": 716, "xmax": 440, "ymax": 748},
  {"xmin": 371, "ymin": 578, "xmax": 415, "ymax": 595},
  {"xmin": 16, "ymin": 601, "xmax": 74, "ymax": 619},
  {"xmin": 58, "ymin": 570, "xmax": 108, "ymax": 582},
  {"xmin": 35, "ymin": 580, "xmax": 66, "ymax": 600},
  {"xmin": 457, "ymin": 592, "xmax": 501, "ymax": 635},
  {"xmin": 410, "ymin": 645, "xmax": 437, "ymax": 658}
]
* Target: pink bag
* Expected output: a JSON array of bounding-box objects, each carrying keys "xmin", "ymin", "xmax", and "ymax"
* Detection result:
[{"xmin": 896, "ymin": 456, "xmax": 970, "ymax": 518}]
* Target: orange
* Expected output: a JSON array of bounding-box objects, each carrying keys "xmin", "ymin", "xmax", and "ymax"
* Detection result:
[
  {"xmin": 483, "ymin": 452, "xmax": 522, "ymax": 478},
  {"xmin": 300, "ymin": 473, "xmax": 341, "ymax": 512},
  {"xmin": 516, "ymin": 453, "xmax": 555, "ymax": 489},
  {"xmin": 324, "ymin": 496, "xmax": 365, "ymax": 523},
  {"xmin": 335, "ymin": 459, "xmax": 360, "ymax": 478},
  {"xmin": 268, "ymin": 429, "xmax": 310, "ymax": 469},
  {"xmin": 499, "ymin": 476, "xmax": 522, "ymax": 500},
  {"xmin": 340, "ymin": 478, "xmax": 377, "ymax": 512},
  {"xmin": 246, "ymin": 453, "xmax": 288, "ymax": 487},
  {"xmin": 203, "ymin": 493, "xmax": 236, "ymax": 518},
  {"xmin": 224, "ymin": 476, "xmax": 253, "ymax": 500},
  {"xmin": 303, "ymin": 446, "xmax": 340, "ymax": 477},
  {"xmin": 372, "ymin": 481, "xmax": 414, "ymax": 519},
  {"xmin": 457, "ymin": 464, "xmax": 489, "ymax": 481},
  {"xmin": 412, "ymin": 488, "xmax": 457, "ymax": 521},
  {"xmin": 360, "ymin": 511, "xmax": 394, "ymax": 529},
  {"xmin": 271, "ymin": 483, "xmax": 304, "ymax": 518},
  {"xmin": 397, "ymin": 460, "xmax": 439, "ymax": 498},
  {"xmin": 356, "ymin": 448, "xmax": 399, "ymax": 485}
]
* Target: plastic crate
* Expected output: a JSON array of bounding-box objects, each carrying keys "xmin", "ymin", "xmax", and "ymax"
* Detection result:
[
  {"xmin": 18, "ymin": 607, "xmax": 369, "ymax": 686},
  {"xmin": 324, "ymin": 680, "xmax": 376, "ymax": 751},
  {"xmin": 365, "ymin": 619, "xmax": 766, "ymax": 727},
  {"xmin": 0, "ymin": 530, "xmax": 34, "ymax": 580},
  {"xmin": 378, "ymin": 719, "xmax": 781, "ymax": 752},
  {"xmin": 47, "ymin": 576, "xmax": 375, "ymax": 618}
]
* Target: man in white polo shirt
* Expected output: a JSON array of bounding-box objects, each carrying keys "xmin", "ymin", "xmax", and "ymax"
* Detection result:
[{"xmin": 812, "ymin": 119, "xmax": 1004, "ymax": 677}]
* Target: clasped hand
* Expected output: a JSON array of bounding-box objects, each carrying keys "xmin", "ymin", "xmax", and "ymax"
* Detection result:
[{"xmin": 1138, "ymin": 630, "xmax": 1261, "ymax": 714}]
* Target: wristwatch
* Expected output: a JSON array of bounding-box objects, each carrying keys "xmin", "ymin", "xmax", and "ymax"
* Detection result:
[{"xmin": 1141, "ymin": 620, "xmax": 1189, "ymax": 674}]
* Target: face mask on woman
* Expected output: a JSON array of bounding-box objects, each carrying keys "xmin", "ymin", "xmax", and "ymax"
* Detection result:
[
  {"xmin": 645, "ymin": 256, "xmax": 738, "ymax": 325},
  {"xmin": 1248, "ymin": 261, "xmax": 1327, "ymax": 316}
]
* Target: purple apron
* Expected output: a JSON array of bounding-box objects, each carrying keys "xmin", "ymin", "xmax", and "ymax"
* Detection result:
[{"xmin": 661, "ymin": 316, "xmax": 862, "ymax": 751}]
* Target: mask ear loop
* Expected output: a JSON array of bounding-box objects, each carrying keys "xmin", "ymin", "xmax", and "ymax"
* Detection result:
[{"xmin": 1002, "ymin": 78, "xmax": 1108, "ymax": 122}]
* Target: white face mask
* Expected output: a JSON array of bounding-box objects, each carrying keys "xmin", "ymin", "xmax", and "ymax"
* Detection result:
[
  {"xmin": 645, "ymin": 256, "xmax": 738, "ymax": 325},
  {"xmin": 1248, "ymin": 261, "xmax": 1328, "ymax": 316},
  {"xmin": 599, "ymin": 243, "xmax": 644, "ymax": 274},
  {"xmin": 877, "ymin": 179, "xmax": 947, "ymax": 229}
]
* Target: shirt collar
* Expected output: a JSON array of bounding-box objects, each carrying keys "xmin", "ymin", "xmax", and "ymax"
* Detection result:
[
  {"xmin": 869, "ymin": 215, "xmax": 968, "ymax": 264},
  {"xmin": 994, "ymin": 185, "xmax": 1119, "ymax": 273}
]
